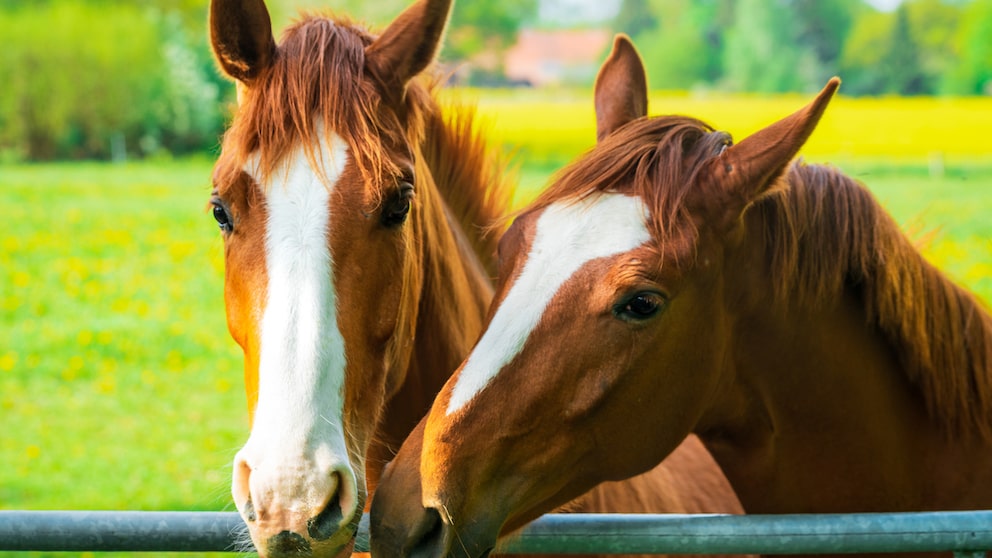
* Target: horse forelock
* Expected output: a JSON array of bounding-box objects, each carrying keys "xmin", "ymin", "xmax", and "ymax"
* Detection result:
[
  {"xmin": 529, "ymin": 116, "xmax": 730, "ymax": 267},
  {"xmin": 755, "ymin": 163, "xmax": 992, "ymax": 442},
  {"xmin": 218, "ymin": 12, "xmax": 431, "ymax": 206}
]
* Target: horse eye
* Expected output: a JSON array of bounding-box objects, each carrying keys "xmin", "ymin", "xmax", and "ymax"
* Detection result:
[
  {"xmin": 616, "ymin": 292, "xmax": 666, "ymax": 321},
  {"xmin": 382, "ymin": 182, "xmax": 414, "ymax": 227},
  {"xmin": 212, "ymin": 202, "xmax": 233, "ymax": 233}
]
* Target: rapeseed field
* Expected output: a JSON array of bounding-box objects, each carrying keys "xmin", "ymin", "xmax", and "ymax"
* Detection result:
[{"xmin": 462, "ymin": 89, "xmax": 992, "ymax": 166}]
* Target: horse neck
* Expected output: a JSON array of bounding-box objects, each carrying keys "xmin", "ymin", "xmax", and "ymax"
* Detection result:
[
  {"xmin": 396, "ymin": 101, "xmax": 511, "ymax": 404},
  {"xmin": 407, "ymin": 177, "xmax": 494, "ymax": 412},
  {"xmin": 700, "ymin": 286, "xmax": 935, "ymax": 512},
  {"xmin": 697, "ymin": 182, "xmax": 992, "ymax": 513}
]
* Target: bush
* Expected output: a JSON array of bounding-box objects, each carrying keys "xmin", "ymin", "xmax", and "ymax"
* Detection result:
[{"xmin": 0, "ymin": 3, "xmax": 226, "ymax": 161}]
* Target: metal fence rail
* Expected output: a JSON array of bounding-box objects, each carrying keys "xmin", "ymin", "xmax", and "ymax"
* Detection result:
[{"xmin": 2, "ymin": 510, "xmax": 992, "ymax": 555}]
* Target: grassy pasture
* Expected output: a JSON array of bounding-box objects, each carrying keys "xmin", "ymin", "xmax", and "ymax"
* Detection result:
[{"xmin": 0, "ymin": 91, "xmax": 990, "ymax": 558}]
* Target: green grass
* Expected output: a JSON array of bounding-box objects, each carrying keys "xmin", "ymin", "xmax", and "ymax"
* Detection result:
[
  {"xmin": 1, "ymin": 159, "xmax": 244, "ymax": 557},
  {"xmin": 1, "ymin": 159, "xmax": 242, "ymax": 505},
  {"xmin": 0, "ymin": 155, "xmax": 989, "ymax": 557}
]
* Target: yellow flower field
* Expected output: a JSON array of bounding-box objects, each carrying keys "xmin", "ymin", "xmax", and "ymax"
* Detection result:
[{"xmin": 448, "ymin": 88, "xmax": 992, "ymax": 167}]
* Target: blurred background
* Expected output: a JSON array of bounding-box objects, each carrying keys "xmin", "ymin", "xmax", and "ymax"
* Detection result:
[
  {"xmin": 1, "ymin": 2, "xmax": 990, "ymax": 556},
  {"xmin": 0, "ymin": 0, "xmax": 990, "ymax": 161}
]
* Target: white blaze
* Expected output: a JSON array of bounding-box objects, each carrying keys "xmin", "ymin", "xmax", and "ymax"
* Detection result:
[
  {"xmin": 236, "ymin": 130, "xmax": 357, "ymax": 519},
  {"xmin": 446, "ymin": 193, "xmax": 651, "ymax": 415}
]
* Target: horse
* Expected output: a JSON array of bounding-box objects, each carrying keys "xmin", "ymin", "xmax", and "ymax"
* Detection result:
[
  {"xmin": 369, "ymin": 34, "xmax": 992, "ymax": 558},
  {"xmin": 207, "ymin": 1, "xmax": 744, "ymax": 554}
]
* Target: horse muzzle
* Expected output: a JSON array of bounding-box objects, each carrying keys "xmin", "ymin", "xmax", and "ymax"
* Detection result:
[
  {"xmin": 371, "ymin": 504, "xmax": 498, "ymax": 558},
  {"xmin": 232, "ymin": 446, "xmax": 364, "ymax": 557},
  {"xmin": 242, "ymin": 505, "xmax": 360, "ymax": 558}
]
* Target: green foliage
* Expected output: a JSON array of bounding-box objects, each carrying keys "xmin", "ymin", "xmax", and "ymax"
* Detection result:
[
  {"xmin": 839, "ymin": 9, "xmax": 895, "ymax": 94},
  {"xmin": 617, "ymin": 0, "xmax": 984, "ymax": 96},
  {"xmin": 791, "ymin": 0, "xmax": 864, "ymax": 87},
  {"xmin": 614, "ymin": 0, "xmax": 658, "ymax": 38},
  {"xmin": 633, "ymin": 0, "xmax": 726, "ymax": 90},
  {"xmin": 942, "ymin": 0, "xmax": 992, "ymax": 94},
  {"xmin": 907, "ymin": 0, "xmax": 961, "ymax": 88},
  {"xmin": 447, "ymin": 0, "xmax": 538, "ymax": 59},
  {"xmin": 722, "ymin": 0, "xmax": 813, "ymax": 92},
  {"xmin": 0, "ymin": 2, "xmax": 225, "ymax": 161},
  {"xmin": 1, "ymin": 0, "xmax": 990, "ymax": 162},
  {"xmin": 883, "ymin": 5, "xmax": 930, "ymax": 94}
]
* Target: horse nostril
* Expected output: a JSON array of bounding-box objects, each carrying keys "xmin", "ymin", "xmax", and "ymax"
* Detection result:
[
  {"xmin": 244, "ymin": 498, "xmax": 257, "ymax": 522},
  {"xmin": 306, "ymin": 495, "xmax": 344, "ymax": 541},
  {"xmin": 408, "ymin": 507, "xmax": 444, "ymax": 558},
  {"xmin": 268, "ymin": 530, "xmax": 312, "ymax": 555},
  {"xmin": 232, "ymin": 454, "xmax": 255, "ymax": 521}
]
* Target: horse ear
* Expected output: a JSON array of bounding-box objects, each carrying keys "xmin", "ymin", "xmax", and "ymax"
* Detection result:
[
  {"xmin": 209, "ymin": 0, "xmax": 276, "ymax": 84},
  {"xmin": 594, "ymin": 34, "xmax": 648, "ymax": 142},
  {"xmin": 367, "ymin": 0, "xmax": 452, "ymax": 91},
  {"xmin": 701, "ymin": 77, "xmax": 840, "ymax": 227}
]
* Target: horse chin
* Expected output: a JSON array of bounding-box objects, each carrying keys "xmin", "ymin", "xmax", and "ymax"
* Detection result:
[{"xmin": 430, "ymin": 511, "xmax": 501, "ymax": 558}]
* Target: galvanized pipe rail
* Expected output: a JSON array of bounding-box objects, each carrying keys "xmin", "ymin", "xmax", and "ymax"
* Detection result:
[{"xmin": 1, "ymin": 510, "xmax": 991, "ymax": 555}]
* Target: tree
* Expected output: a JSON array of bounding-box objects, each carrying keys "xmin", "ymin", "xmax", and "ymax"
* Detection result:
[
  {"xmin": 942, "ymin": 0, "xmax": 992, "ymax": 94},
  {"xmin": 446, "ymin": 0, "xmax": 538, "ymax": 61},
  {"xmin": 0, "ymin": 3, "xmax": 224, "ymax": 160},
  {"xmin": 615, "ymin": 0, "xmax": 658, "ymax": 38},
  {"xmin": 722, "ymin": 0, "xmax": 814, "ymax": 92},
  {"xmin": 882, "ymin": 3, "xmax": 930, "ymax": 94},
  {"xmin": 839, "ymin": 7, "xmax": 892, "ymax": 94},
  {"xmin": 631, "ymin": 0, "xmax": 727, "ymax": 90},
  {"xmin": 791, "ymin": 0, "xmax": 864, "ymax": 87},
  {"xmin": 906, "ymin": 0, "xmax": 962, "ymax": 89}
]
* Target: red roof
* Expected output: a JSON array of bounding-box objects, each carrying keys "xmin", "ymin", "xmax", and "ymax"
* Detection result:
[{"xmin": 504, "ymin": 28, "xmax": 611, "ymax": 86}]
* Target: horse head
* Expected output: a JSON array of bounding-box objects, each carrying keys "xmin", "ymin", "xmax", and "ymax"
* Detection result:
[
  {"xmin": 373, "ymin": 35, "xmax": 838, "ymax": 557},
  {"xmin": 208, "ymin": 0, "xmax": 455, "ymax": 555}
]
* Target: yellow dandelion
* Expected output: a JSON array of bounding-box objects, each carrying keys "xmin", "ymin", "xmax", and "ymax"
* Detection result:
[
  {"xmin": 215, "ymin": 378, "xmax": 232, "ymax": 393},
  {"xmin": 0, "ymin": 351, "xmax": 16, "ymax": 372},
  {"xmin": 11, "ymin": 271, "xmax": 29, "ymax": 288},
  {"xmin": 68, "ymin": 355, "xmax": 85, "ymax": 371},
  {"xmin": 110, "ymin": 298, "xmax": 129, "ymax": 313},
  {"xmin": 141, "ymin": 369, "xmax": 157, "ymax": 386},
  {"xmin": 77, "ymin": 330, "xmax": 94, "ymax": 347},
  {"xmin": 97, "ymin": 374, "xmax": 117, "ymax": 394},
  {"xmin": 166, "ymin": 350, "xmax": 184, "ymax": 372}
]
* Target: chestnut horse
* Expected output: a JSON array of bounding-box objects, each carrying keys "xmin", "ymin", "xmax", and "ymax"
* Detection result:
[
  {"xmin": 370, "ymin": 35, "xmax": 992, "ymax": 558},
  {"xmin": 208, "ymin": 0, "xmax": 742, "ymax": 554}
]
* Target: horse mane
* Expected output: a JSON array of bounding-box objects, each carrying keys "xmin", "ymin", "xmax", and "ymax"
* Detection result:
[
  {"xmin": 533, "ymin": 114, "xmax": 992, "ymax": 442},
  {"xmin": 218, "ymin": 11, "xmax": 513, "ymax": 270},
  {"xmin": 756, "ymin": 163, "xmax": 992, "ymax": 442},
  {"xmin": 421, "ymin": 103, "xmax": 516, "ymax": 275}
]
